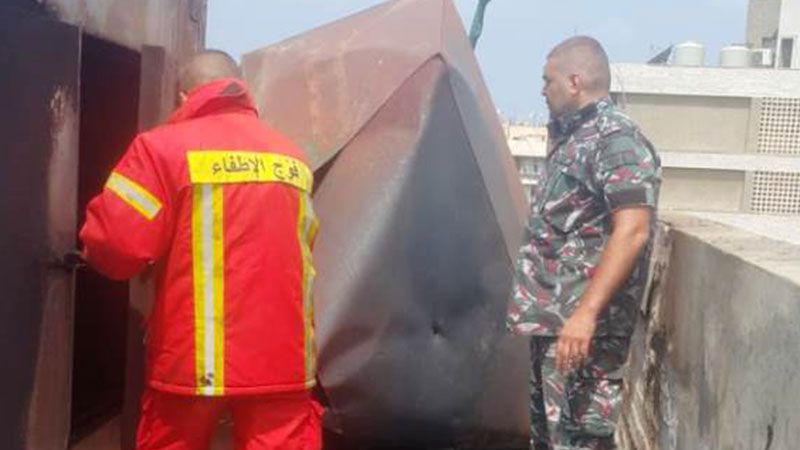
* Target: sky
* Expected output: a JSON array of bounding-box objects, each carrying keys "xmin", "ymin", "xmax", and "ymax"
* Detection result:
[{"xmin": 207, "ymin": 0, "xmax": 748, "ymax": 123}]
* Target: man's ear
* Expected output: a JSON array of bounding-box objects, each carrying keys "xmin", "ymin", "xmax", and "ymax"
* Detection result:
[{"xmin": 568, "ymin": 73, "xmax": 582, "ymax": 94}]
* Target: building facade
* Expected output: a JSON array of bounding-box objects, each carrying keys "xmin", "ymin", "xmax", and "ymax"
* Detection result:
[
  {"xmin": 506, "ymin": 0, "xmax": 800, "ymax": 215},
  {"xmin": 747, "ymin": 0, "xmax": 800, "ymax": 68},
  {"xmin": 505, "ymin": 124, "xmax": 547, "ymax": 203},
  {"xmin": 611, "ymin": 64, "xmax": 800, "ymax": 214}
]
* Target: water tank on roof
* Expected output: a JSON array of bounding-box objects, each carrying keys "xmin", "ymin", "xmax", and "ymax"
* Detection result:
[
  {"xmin": 720, "ymin": 45, "xmax": 750, "ymax": 68},
  {"xmin": 673, "ymin": 41, "xmax": 705, "ymax": 66}
]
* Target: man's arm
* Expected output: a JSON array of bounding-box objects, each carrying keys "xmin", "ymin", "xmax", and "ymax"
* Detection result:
[
  {"xmin": 554, "ymin": 206, "xmax": 651, "ymax": 372},
  {"xmin": 80, "ymin": 135, "xmax": 171, "ymax": 280},
  {"xmin": 555, "ymin": 130, "xmax": 660, "ymax": 373}
]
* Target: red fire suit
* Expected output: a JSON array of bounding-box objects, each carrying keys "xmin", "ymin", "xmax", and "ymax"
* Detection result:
[{"xmin": 80, "ymin": 78, "xmax": 321, "ymax": 449}]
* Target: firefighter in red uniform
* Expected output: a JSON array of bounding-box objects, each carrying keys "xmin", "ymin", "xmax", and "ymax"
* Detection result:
[{"xmin": 80, "ymin": 50, "xmax": 322, "ymax": 450}]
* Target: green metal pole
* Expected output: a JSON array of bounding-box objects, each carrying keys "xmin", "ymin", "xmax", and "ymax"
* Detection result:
[{"xmin": 469, "ymin": 0, "xmax": 493, "ymax": 49}]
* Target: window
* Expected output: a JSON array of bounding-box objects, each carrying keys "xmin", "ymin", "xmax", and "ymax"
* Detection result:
[
  {"xmin": 516, "ymin": 156, "xmax": 545, "ymax": 179},
  {"xmin": 780, "ymin": 37, "xmax": 794, "ymax": 68}
]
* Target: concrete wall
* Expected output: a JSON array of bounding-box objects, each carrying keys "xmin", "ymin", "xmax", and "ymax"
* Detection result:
[
  {"xmin": 779, "ymin": 0, "xmax": 800, "ymax": 37},
  {"xmin": 660, "ymin": 168, "xmax": 746, "ymax": 212},
  {"xmin": 778, "ymin": 0, "xmax": 800, "ymax": 68},
  {"xmin": 616, "ymin": 93, "xmax": 756, "ymax": 213},
  {"xmin": 618, "ymin": 213, "xmax": 800, "ymax": 450},
  {"xmin": 620, "ymin": 94, "xmax": 753, "ymax": 154},
  {"xmin": 747, "ymin": 0, "xmax": 782, "ymax": 48}
]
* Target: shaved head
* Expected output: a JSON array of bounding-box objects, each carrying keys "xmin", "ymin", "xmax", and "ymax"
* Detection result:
[
  {"xmin": 548, "ymin": 36, "xmax": 611, "ymax": 93},
  {"xmin": 178, "ymin": 50, "xmax": 242, "ymax": 93}
]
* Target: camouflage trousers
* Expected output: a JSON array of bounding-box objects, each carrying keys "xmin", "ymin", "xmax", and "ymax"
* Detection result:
[{"xmin": 529, "ymin": 336, "xmax": 631, "ymax": 450}]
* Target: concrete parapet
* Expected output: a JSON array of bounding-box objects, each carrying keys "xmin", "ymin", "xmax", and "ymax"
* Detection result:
[{"xmin": 619, "ymin": 212, "xmax": 800, "ymax": 450}]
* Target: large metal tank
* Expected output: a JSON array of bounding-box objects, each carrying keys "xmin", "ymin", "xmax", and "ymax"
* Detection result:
[{"xmin": 243, "ymin": 0, "xmax": 530, "ymax": 447}]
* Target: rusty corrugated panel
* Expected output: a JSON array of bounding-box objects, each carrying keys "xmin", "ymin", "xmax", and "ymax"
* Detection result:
[
  {"xmin": 0, "ymin": 7, "xmax": 80, "ymax": 450},
  {"xmin": 243, "ymin": 0, "xmax": 529, "ymax": 447}
]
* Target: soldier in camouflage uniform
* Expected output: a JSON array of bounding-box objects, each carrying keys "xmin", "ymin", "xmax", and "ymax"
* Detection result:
[{"xmin": 507, "ymin": 37, "xmax": 661, "ymax": 450}]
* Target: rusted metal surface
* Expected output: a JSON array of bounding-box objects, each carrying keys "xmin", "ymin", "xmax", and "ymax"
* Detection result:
[
  {"xmin": 243, "ymin": 0, "xmax": 525, "ymax": 264},
  {"xmin": 243, "ymin": 0, "xmax": 529, "ymax": 447},
  {"xmin": 0, "ymin": 2, "xmax": 203, "ymax": 449},
  {"xmin": 0, "ymin": 7, "xmax": 81, "ymax": 450},
  {"xmin": 42, "ymin": 0, "xmax": 206, "ymax": 63}
]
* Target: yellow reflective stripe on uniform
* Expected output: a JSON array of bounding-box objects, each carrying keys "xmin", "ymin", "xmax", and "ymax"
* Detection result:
[
  {"xmin": 192, "ymin": 184, "xmax": 225, "ymax": 396},
  {"xmin": 105, "ymin": 172, "xmax": 162, "ymax": 220},
  {"xmin": 297, "ymin": 192, "xmax": 318, "ymax": 388},
  {"xmin": 187, "ymin": 151, "xmax": 312, "ymax": 192},
  {"xmin": 191, "ymin": 187, "xmax": 206, "ymax": 395},
  {"xmin": 211, "ymin": 185, "xmax": 225, "ymax": 394}
]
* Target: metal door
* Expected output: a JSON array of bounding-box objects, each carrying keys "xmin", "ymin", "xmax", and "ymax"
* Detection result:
[{"xmin": 0, "ymin": 6, "xmax": 81, "ymax": 450}]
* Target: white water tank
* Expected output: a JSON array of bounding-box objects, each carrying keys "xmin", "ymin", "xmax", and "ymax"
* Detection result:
[
  {"xmin": 673, "ymin": 41, "xmax": 705, "ymax": 66},
  {"xmin": 720, "ymin": 45, "xmax": 750, "ymax": 67}
]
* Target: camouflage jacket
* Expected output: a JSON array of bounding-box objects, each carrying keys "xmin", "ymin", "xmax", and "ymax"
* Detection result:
[{"xmin": 507, "ymin": 97, "xmax": 661, "ymax": 337}]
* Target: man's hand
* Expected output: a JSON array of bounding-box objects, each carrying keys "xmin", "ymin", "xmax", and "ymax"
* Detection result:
[
  {"xmin": 555, "ymin": 306, "xmax": 598, "ymax": 373},
  {"xmin": 51, "ymin": 249, "xmax": 86, "ymax": 271},
  {"xmin": 554, "ymin": 207, "xmax": 652, "ymax": 374}
]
